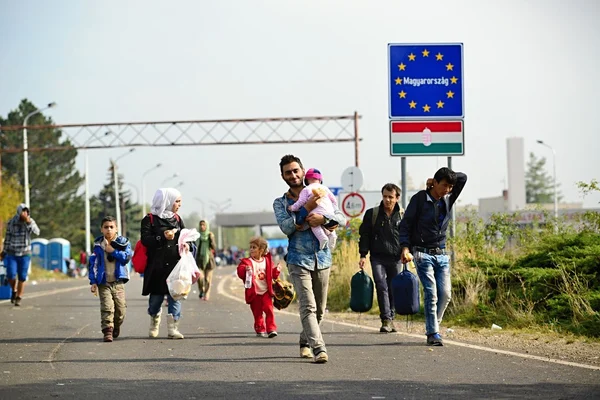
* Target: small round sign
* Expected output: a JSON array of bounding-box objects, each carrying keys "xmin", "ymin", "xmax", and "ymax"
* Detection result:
[{"xmin": 341, "ymin": 192, "xmax": 366, "ymax": 218}]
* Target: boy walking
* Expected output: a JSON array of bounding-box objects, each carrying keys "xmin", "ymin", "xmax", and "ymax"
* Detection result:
[
  {"xmin": 399, "ymin": 168, "xmax": 467, "ymax": 346},
  {"xmin": 89, "ymin": 216, "xmax": 132, "ymax": 342}
]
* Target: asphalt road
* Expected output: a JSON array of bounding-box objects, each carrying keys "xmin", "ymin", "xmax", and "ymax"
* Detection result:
[{"xmin": 0, "ymin": 266, "xmax": 598, "ymax": 400}]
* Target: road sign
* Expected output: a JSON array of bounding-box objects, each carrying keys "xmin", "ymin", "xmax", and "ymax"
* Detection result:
[
  {"xmin": 340, "ymin": 166, "xmax": 364, "ymax": 192},
  {"xmin": 340, "ymin": 192, "xmax": 366, "ymax": 218},
  {"xmin": 388, "ymin": 43, "xmax": 464, "ymax": 119},
  {"xmin": 338, "ymin": 190, "xmax": 420, "ymax": 219},
  {"xmin": 390, "ymin": 120, "xmax": 464, "ymax": 156}
]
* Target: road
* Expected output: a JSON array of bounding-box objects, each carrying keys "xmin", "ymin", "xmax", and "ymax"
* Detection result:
[{"xmin": 0, "ymin": 266, "xmax": 598, "ymax": 399}]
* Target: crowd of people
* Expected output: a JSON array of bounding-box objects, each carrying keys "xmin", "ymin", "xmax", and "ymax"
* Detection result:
[{"xmin": 1, "ymin": 152, "xmax": 466, "ymax": 364}]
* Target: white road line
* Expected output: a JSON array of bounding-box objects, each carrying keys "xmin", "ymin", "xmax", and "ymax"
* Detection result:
[
  {"xmin": 217, "ymin": 274, "xmax": 600, "ymax": 371},
  {"xmin": 43, "ymin": 324, "xmax": 91, "ymax": 368},
  {"xmin": 0, "ymin": 285, "xmax": 89, "ymax": 305}
]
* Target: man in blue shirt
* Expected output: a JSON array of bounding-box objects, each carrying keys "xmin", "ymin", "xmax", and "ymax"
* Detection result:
[{"xmin": 273, "ymin": 155, "xmax": 346, "ymax": 364}]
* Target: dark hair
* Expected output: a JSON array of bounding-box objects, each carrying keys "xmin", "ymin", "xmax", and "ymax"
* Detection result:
[
  {"xmin": 381, "ymin": 183, "xmax": 401, "ymax": 197},
  {"xmin": 101, "ymin": 216, "xmax": 117, "ymax": 227},
  {"xmin": 433, "ymin": 167, "xmax": 457, "ymax": 185},
  {"xmin": 279, "ymin": 154, "xmax": 304, "ymax": 174}
]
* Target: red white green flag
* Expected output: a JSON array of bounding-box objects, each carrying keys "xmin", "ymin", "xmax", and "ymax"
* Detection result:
[{"xmin": 390, "ymin": 120, "xmax": 464, "ymax": 156}]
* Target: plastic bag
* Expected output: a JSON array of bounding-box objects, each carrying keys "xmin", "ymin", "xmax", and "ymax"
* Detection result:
[{"xmin": 166, "ymin": 229, "xmax": 201, "ymax": 300}]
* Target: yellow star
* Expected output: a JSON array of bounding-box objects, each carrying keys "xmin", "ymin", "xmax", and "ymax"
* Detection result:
[
  {"xmin": 408, "ymin": 53, "xmax": 416, "ymax": 61},
  {"xmin": 436, "ymin": 100, "xmax": 445, "ymax": 108},
  {"xmin": 446, "ymin": 63, "xmax": 454, "ymax": 71},
  {"xmin": 446, "ymin": 90, "xmax": 454, "ymax": 99},
  {"xmin": 436, "ymin": 52, "xmax": 443, "ymax": 61},
  {"xmin": 423, "ymin": 104, "xmax": 431, "ymax": 112},
  {"xmin": 398, "ymin": 63, "xmax": 406, "ymax": 71},
  {"xmin": 398, "ymin": 90, "xmax": 407, "ymax": 98},
  {"xmin": 395, "ymin": 77, "xmax": 402, "ymax": 85},
  {"xmin": 450, "ymin": 76, "xmax": 458, "ymax": 84},
  {"xmin": 422, "ymin": 49, "xmax": 429, "ymax": 57},
  {"xmin": 408, "ymin": 100, "xmax": 417, "ymax": 109}
]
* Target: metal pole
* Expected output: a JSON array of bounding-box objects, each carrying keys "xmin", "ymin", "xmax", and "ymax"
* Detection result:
[
  {"xmin": 85, "ymin": 150, "xmax": 91, "ymax": 254},
  {"xmin": 142, "ymin": 163, "xmax": 162, "ymax": 216},
  {"xmin": 112, "ymin": 160, "xmax": 121, "ymax": 235},
  {"xmin": 447, "ymin": 157, "xmax": 456, "ymax": 240},
  {"xmin": 552, "ymin": 148, "xmax": 558, "ymax": 229},
  {"xmin": 354, "ymin": 111, "xmax": 359, "ymax": 167},
  {"xmin": 400, "ymin": 157, "xmax": 407, "ymax": 209},
  {"xmin": 217, "ymin": 225, "xmax": 223, "ymax": 250},
  {"xmin": 23, "ymin": 124, "xmax": 29, "ymax": 205}
]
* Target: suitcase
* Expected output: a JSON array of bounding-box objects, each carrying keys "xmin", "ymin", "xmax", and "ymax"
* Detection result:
[
  {"xmin": 350, "ymin": 270, "xmax": 374, "ymax": 312},
  {"xmin": 392, "ymin": 263, "xmax": 420, "ymax": 315}
]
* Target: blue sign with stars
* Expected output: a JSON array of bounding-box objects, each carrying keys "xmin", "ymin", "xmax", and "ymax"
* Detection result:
[{"xmin": 388, "ymin": 43, "xmax": 464, "ymax": 119}]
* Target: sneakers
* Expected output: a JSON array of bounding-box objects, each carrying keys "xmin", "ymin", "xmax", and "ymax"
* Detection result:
[
  {"xmin": 389, "ymin": 320, "xmax": 397, "ymax": 333},
  {"xmin": 380, "ymin": 319, "xmax": 393, "ymax": 333},
  {"xmin": 427, "ymin": 333, "xmax": 444, "ymax": 346},
  {"xmin": 314, "ymin": 351, "xmax": 328, "ymax": 364},
  {"xmin": 300, "ymin": 346, "xmax": 312, "ymax": 358},
  {"xmin": 14, "ymin": 296, "xmax": 22, "ymax": 307},
  {"xmin": 102, "ymin": 327, "xmax": 113, "ymax": 342},
  {"xmin": 267, "ymin": 331, "xmax": 278, "ymax": 338},
  {"xmin": 10, "ymin": 292, "xmax": 16, "ymax": 304},
  {"xmin": 256, "ymin": 332, "xmax": 267, "ymax": 338}
]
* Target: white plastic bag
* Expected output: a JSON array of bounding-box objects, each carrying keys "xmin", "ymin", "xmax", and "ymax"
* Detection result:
[{"xmin": 166, "ymin": 229, "xmax": 201, "ymax": 300}]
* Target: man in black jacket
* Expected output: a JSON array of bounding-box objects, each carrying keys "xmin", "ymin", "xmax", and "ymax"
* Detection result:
[
  {"xmin": 358, "ymin": 183, "xmax": 404, "ymax": 333},
  {"xmin": 399, "ymin": 167, "xmax": 467, "ymax": 346}
]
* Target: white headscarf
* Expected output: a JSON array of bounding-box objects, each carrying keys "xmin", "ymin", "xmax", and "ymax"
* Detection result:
[{"xmin": 150, "ymin": 188, "xmax": 181, "ymax": 219}]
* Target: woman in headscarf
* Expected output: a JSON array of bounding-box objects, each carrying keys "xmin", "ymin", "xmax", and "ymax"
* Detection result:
[
  {"xmin": 196, "ymin": 220, "xmax": 216, "ymax": 301},
  {"xmin": 141, "ymin": 188, "xmax": 196, "ymax": 339}
]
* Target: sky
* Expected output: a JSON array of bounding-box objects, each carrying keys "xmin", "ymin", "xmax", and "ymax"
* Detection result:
[{"xmin": 1, "ymin": 0, "xmax": 599, "ymax": 222}]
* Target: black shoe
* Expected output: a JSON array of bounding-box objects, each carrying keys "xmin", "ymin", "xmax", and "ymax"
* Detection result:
[
  {"xmin": 113, "ymin": 325, "xmax": 121, "ymax": 339},
  {"xmin": 14, "ymin": 297, "xmax": 21, "ymax": 307},
  {"xmin": 10, "ymin": 292, "xmax": 16, "ymax": 304},
  {"xmin": 268, "ymin": 331, "xmax": 278, "ymax": 338},
  {"xmin": 427, "ymin": 333, "xmax": 443, "ymax": 346}
]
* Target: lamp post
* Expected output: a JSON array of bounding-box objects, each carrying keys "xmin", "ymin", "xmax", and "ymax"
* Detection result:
[
  {"xmin": 111, "ymin": 148, "xmax": 135, "ymax": 234},
  {"xmin": 23, "ymin": 102, "xmax": 57, "ymax": 206},
  {"xmin": 193, "ymin": 197, "xmax": 206, "ymax": 219},
  {"xmin": 176, "ymin": 181, "xmax": 184, "ymax": 188},
  {"xmin": 142, "ymin": 163, "xmax": 162, "ymax": 216},
  {"xmin": 536, "ymin": 140, "xmax": 558, "ymax": 230},
  {"xmin": 161, "ymin": 173, "xmax": 179, "ymax": 186},
  {"xmin": 210, "ymin": 198, "xmax": 232, "ymax": 249}
]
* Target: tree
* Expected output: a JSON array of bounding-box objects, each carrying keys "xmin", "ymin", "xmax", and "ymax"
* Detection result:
[
  {"xmin": 525, "ymin": 152, "xmax": 562, "ymax": 204},
  {"xmin": 0, "ymin": 99, "xmax": 85, "ymax": 249},
  {"xmin": 0, "ymin": 176, "xmax": 22, "ymax": 246}
]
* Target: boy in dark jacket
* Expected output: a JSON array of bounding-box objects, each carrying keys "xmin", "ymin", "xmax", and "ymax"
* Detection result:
[
  {"xmin": 89, "ymin": 216, "xmax": 132, "ymax": 342},
  {"xmin": 358, "ymin": 183, "xmax": 404, "ymax": 333},
  {"xmin": 399, "ymin": 168, "xmax": 467, "ymax": 346}
]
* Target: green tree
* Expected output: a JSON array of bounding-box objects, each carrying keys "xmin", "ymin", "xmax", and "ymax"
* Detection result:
[
  {"xmin": 525, "ymin": 152, "xmax": 562, "ymax": 204},
  {"xmin": 0, "ymin": 99, "xmax": 85, "ymax": 248},
  {"xmin": 90, "ymin": 163, "xmax": 142, "ymax": 244}
]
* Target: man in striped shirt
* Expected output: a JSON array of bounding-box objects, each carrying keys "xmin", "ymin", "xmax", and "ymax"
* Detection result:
[{"xmin": 2, "ymin": 203, "xmax": 40, "ymax": 306}]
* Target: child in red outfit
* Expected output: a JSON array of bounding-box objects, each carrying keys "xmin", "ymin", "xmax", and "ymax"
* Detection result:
[{"xmin": 237, "ymin": 237, "xmax": 281, "ymax": 338}]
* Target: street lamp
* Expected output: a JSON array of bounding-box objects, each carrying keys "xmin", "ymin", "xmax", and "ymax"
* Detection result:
[
  {"xmin": 193, "ymin": 197, "xmax": 205, "ymax": 219},
  {"xmin": 176, "ymin": 181, "xmax": 184, "ymax": 188},
  {"xmin": 23, "ymin": 102, "xmax": 57, "ymax": 206},
  {"xmin": 536, "ymin": 140, "xmax": 558, "ymax": 229},
  {"xmin": 210, "ymin": 198, "xmax": 232, "ymax": 249},
  {"xmin": 111, "ymin": 148, "xmax": 135, "ymax": 234},
  {"xmin": 142, "ymin": 163, "xmax": 162, "ymax": 216},
  {"xmin": 161, "ymin": 173, "xmax": 179, "ymax": 185}
]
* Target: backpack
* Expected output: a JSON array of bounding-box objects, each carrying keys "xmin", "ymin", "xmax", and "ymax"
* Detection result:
[
  {"xmin": 391, "ymin": 263, "xmax": 420, "ymax": 315},
  {"xmin": 349, "ymin": 269, "xmax": 374, "ymax": 312},
  {"xmin": 132, "ymin": 213, "xmax": 180, "ymax": 274}
]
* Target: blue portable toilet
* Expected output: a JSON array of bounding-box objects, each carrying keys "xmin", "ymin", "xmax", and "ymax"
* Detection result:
[
  {"xmin": 48, "ymin": 238, "xmax": 71, "ymax": 274},
  {"xmin": 31, "ymin": 238, "xmax": 50, "ymax": 270}
]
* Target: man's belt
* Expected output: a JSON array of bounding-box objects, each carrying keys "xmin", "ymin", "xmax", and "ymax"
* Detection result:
[{"xmin": 413, "ymin": 246, "xmax": 446, "ymax": 255}]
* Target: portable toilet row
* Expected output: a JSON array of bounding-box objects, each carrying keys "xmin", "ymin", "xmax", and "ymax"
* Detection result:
[{"xmin": 31, "ymin": 238, "xmax": 71, "ymax": 274}]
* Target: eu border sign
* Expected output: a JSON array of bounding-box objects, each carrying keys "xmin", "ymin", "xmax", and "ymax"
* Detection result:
[{"xmin": 388, "ymin": 43, "xmax": 464, "ymax": 119}]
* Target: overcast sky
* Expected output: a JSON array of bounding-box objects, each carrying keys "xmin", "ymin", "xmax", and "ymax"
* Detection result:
[{"xmin": 1, "ymin": 0, "xmax": 599, "ymax": 220}]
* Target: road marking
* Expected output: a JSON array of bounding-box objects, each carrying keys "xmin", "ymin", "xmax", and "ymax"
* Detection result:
[
  {"xmin": 43, "ymin": 324, "xmax": 90, "ymax": 368},
  {"xmin": 217, "ymin": 274, "xmax": 600, "ymax": 371},
  {"xmin": 0, "ymin": 285, "xmax": 88, "ymax": 305}
]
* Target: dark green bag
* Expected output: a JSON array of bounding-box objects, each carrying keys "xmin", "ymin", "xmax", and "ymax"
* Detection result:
[{"xmin": 350, "ymin": 270, "xmax": 374, "ymax": 312}]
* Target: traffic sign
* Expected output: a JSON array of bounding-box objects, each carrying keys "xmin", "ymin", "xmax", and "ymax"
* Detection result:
[
  {"xmin": 390, "ymin": 120, "xmax": 464, "ymax": 156},
  {"xmin": 338, "ymin": 190, "xmax": 420, "ymax": 219},
  {"xmin": 388, "ymin": 43, "xmax": 464, "ymax": 119},
  {"xmin": 340, "ymin": 166, "xmax": 364, "ymax": 192},
  {"xmin": 340, "ymin": 192, "xmax": 366, "ymax": 218}
]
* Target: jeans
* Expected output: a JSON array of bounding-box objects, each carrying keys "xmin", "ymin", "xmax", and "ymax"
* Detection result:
[
  {"xmin": 148, "ymin": 293, "xmax": 181, "ymax": 320},
  {"xmin": 370, "ymin": 257, "xmax": 402, "ymax": 321},
  {"xmin": 415, "ymin": 252, "xmax": 451, "ymax": 335},
  {"xmin": 288, "ymin": 263, "xmax": 330, "ymax": 354},
  {"xmin": 4, "ymin": 255, "xmax": 31, "ymax": 281}
]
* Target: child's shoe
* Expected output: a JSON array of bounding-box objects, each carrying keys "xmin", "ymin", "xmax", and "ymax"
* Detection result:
[
  {"xmin": 256, "ymin": 332, "xmax": 267, "ymax": 338},
  {"xmin": 268, "ymin": 331, "xmax": 278, "ymax": 338},
  {"xmin": 102, "ymin": 327, "xmax": 113, "ymax": 342},
  {"xmin": 113, "ymin": 324, "xmax": 121, "ymax": 339}
]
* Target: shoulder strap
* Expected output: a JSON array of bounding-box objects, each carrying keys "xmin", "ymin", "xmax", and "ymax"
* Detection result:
[{"xmin": 371, "ymin": 207, "xmax": 379, "ymax": 228}]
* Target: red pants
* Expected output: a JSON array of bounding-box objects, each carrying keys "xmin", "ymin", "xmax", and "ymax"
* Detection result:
[{"xmin": 250, "ymin": 293, "xmax": 277, "ymax": 333}]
